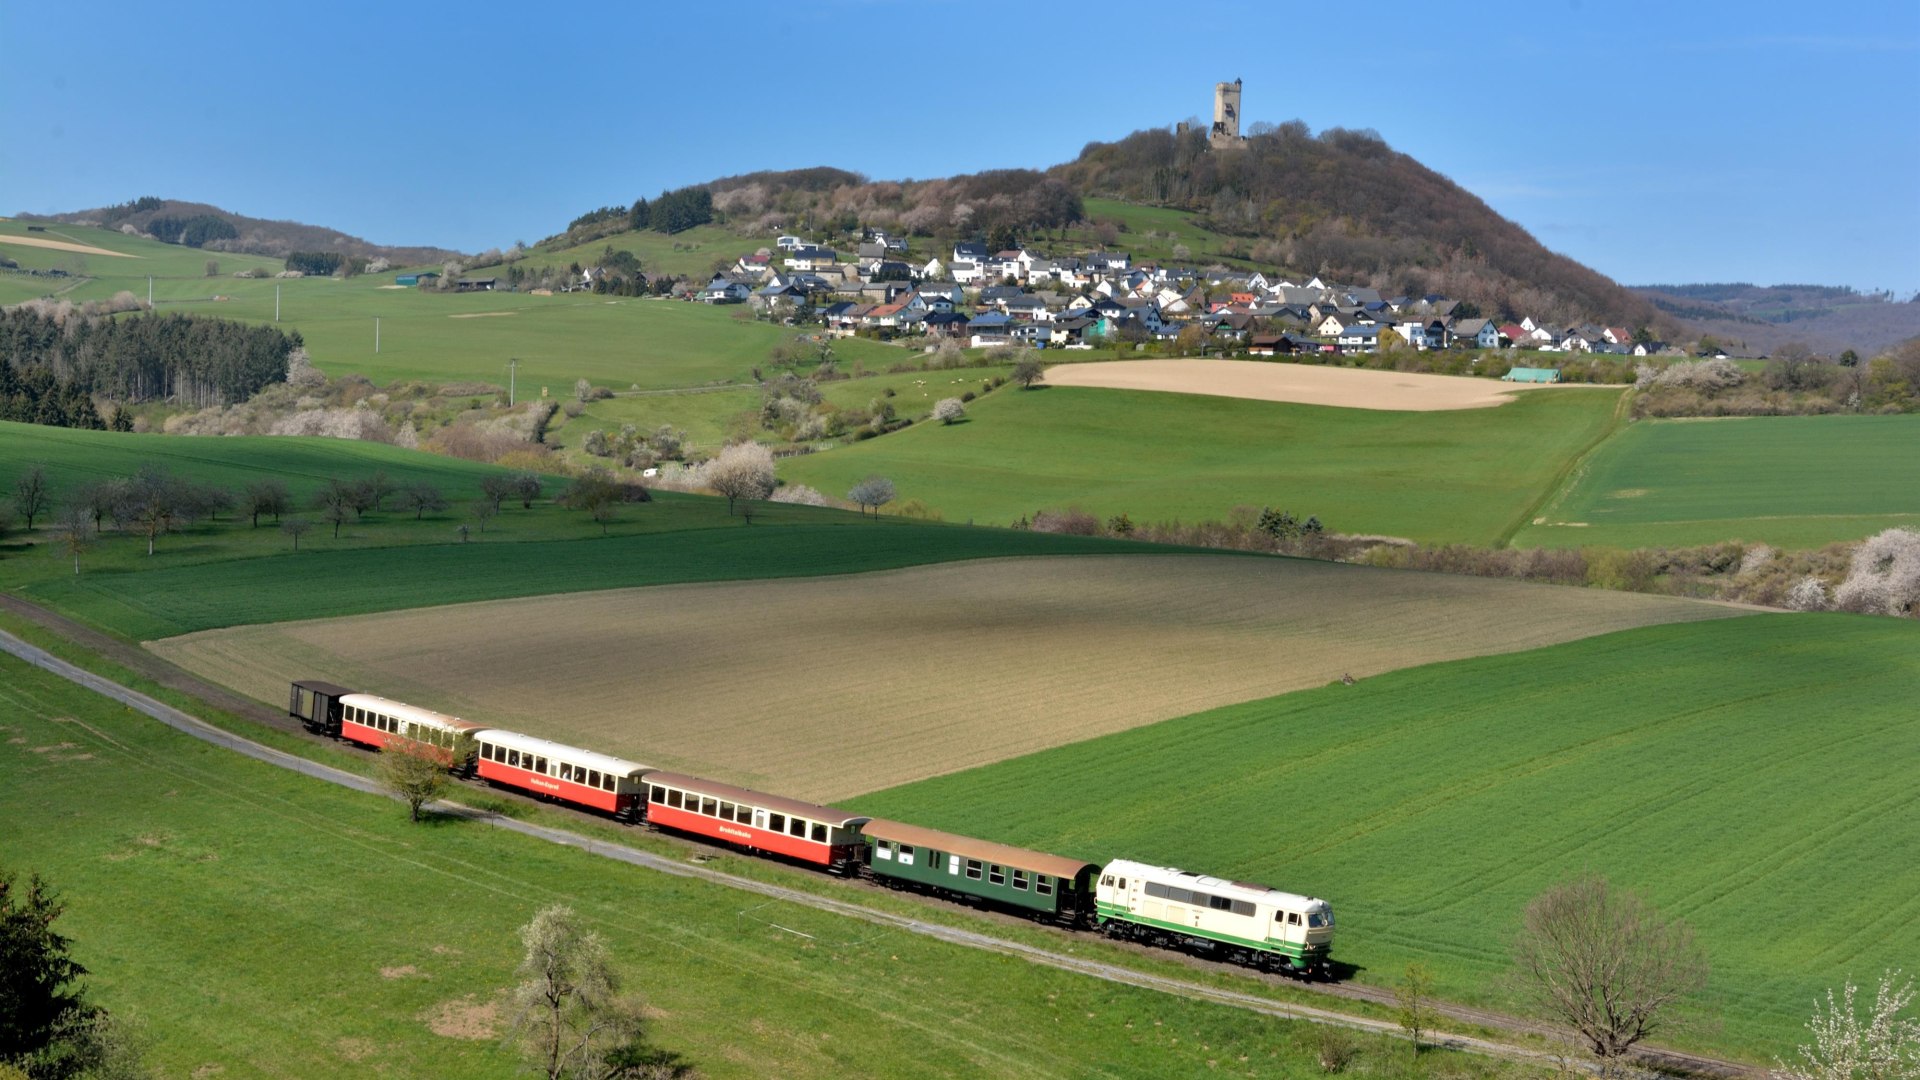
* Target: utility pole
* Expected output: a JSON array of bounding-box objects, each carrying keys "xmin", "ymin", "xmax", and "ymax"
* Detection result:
[
  {"xmin": 374, "ymin": 317, "xmax": 380, "ymax": 354},
  {"xmin": 508, "ymin": 358, "xmax": 517, "ymax": 406},
  {"xmin": 147, "ymin": 275, "xmax": 153, "ymax": 308},
  {"xmin": 275, "ymin": 284, "xmax": 280, "ymax": 322}
]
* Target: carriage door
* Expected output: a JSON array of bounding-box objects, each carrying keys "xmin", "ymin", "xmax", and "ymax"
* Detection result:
[{"xmin": 752, "ymin": 808, "xmax": 769, "ymax": 833}]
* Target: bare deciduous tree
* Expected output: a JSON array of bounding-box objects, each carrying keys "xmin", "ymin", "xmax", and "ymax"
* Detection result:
[
  {"xmin": 508, "ymin": 905, "xmax": 646, "ymax": 1080},
  {"xmin": 281, "ymin": 518, "xmax": 312, "ymax": 551},
  {"xmin": 119, "ymin": 467, "xmax": 188, "ymax": 555},
  {"xmin": 53, "ymin": 505, "xmax": 93, "ymax": 575},
  {"xmin": 397, "ymin": 481, "xmax": 448, "ymax": 520},
  {"xmin": 705, "ymin": 442, "xmax": 776, "ymax": 515},
  {"xmin": 470, "ymin": 500, "xmax": 498, "ymax": 534},
  {"xmin": 511, "ymin": 471, "xmax": 543, "ymax": 509},
  {"xmin": 1777, "ymin": 969, "xmax": 1920, "ymax": 1080},
  {"xmin": 242, "ymin": 479, "xmax": 291, "ymax": 528},
  {"xmin": 14, "ymin": 464, "xmax": 51, "ymax": 531},
  {"xmin": 480, "ymin": 474, "xmax": 516, "ymax": 512},
  {"xmin": 1511, "ymin": 874, "xmax": 1708, "ymax": 1071},
  {"xmin": 847, "ymin": 476, "xmax": 895, "ymax": 518},
  {"xmin": 1011, "ymin": 357, "xmax": 1045, "ymax": 389}
]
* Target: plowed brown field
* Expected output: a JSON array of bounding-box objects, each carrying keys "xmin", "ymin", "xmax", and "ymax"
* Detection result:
[{"xmin": 151, "ymin": 555, "xmax": 1744, "ymax": 801}]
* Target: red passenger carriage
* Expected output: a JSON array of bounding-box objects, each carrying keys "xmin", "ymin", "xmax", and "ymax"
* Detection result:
[
  {"xmin": 474, "ymin": 730, "xmax": 652, "ymax": 819},
  {"xmin": 642, "ymin": 772, "xmax": 869, "ymax": 872}
]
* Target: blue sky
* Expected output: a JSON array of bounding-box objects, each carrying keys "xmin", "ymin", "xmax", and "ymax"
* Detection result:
[{"xmin": 4, "ymin": 1, "xmax": 1915, "ymax": 293}]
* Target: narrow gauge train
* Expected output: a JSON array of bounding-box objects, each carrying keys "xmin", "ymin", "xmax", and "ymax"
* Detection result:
[{"xmin": 289, "ymin": 681, "xmax": 1335, "ymax": 978}]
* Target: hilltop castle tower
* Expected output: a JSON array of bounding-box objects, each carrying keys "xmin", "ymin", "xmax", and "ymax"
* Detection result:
[{"xmin": 1211, "ymin": 78, "xmax": 1244, "ymax": 148}]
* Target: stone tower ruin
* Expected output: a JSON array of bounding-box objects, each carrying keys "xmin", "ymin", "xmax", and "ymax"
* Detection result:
[{"xmin": 1211, "ymin": 78, "xmax": 1244, "ymax": 148}]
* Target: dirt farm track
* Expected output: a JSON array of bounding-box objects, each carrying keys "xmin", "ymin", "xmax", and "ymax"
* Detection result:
[
  {"xmin": 152, "ymin": 554, "xmax": 1742, "ymax": 802},
  {"xmin": 1044, "ymin": 358, "xmax": 1602, "ymax": 410}
]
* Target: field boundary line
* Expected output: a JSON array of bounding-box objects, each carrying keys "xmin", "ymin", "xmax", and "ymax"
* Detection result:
[
  {"xmin": 0, "ymin": 624, "xmax": 1755, "ymax": 1079},
  {"xmin": 1497, "ymin": 387, "xmax": 1634, "ymax": 547}
]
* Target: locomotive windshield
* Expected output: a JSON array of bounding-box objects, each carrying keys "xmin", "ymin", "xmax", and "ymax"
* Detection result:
[{"xmin": 1307, "ymin": 910, "xmax": 1332, "ymax": 928}]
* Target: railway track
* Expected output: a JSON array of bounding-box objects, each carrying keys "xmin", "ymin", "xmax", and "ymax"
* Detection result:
[{"xmin": 0, "ymin": 604, "xmax": 1757, "ymax": 1079}]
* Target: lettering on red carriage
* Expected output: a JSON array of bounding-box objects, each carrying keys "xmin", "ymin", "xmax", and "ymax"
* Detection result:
[
  {"xmin": 718, "ymin": 826, "xmax": 752, "ymax": 841},
  {"xmin": 532, "ymin": 779, "xmax": 559, "ymax": 792}
]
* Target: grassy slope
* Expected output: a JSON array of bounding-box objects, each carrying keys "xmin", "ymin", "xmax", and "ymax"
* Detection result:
[
  {"xmin": 0, "ymin": 221, "xmax": 907, "ymax": 393},
  {"xmin": 850, "ymin": 614, "xmax": 1920, "ymax": 1059},
  {"xmin": 0, "ymin": 652, "xmax": 1460, "ymax": 1080},
  {"xmin": 0, "ymin": 420, "xmax": 518, "ymax": 499},
  {"xmin": 781, "ymin": 385, "xmax": 1623, "ymax": 543},
  {"xmin": 1515, "ymin": 414, "xmax": 1920, "ymax": 550},
  {"xmin": 545, "ymin": 365, "xmax": 1015, "ymax": 459}
]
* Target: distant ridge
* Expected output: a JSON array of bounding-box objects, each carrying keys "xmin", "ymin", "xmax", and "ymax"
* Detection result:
[
  {"xmin": 19, "ymin": 197, "xmax": 461, "ymax": 265},
  {"xmin": 1630, "ymin": 282, "xmax": 1920, "ymax": 355}
]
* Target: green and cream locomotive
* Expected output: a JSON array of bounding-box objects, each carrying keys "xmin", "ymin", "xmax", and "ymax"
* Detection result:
[{"xmin": 1095, "ymin": 859, "xmax": 1333, "ymax": 977}]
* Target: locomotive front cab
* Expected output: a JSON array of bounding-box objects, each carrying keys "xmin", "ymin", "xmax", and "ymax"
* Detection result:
[{"xmin": 1297, "ymin": 900, "xmax": 1334, "ymax": 967}]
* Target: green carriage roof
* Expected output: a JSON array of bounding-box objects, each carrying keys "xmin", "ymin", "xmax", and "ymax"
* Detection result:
[{"xmin": 862, "ymin": 818, "xmax": 1098, "ymax": 880}]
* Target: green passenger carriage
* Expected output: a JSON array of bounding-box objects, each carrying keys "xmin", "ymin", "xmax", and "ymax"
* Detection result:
[{"xmin": 860, "ymin": 818, "xmax": 1099, "ymax": 923}]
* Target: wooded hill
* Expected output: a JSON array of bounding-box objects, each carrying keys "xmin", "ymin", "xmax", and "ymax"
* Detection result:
[
  {"xmin": 20, "ymin": 197, "xmax": 459, "ymax": 266},
  {"xmin": 1631, "ymin": 283, "xmax": 1920, "ymax": 356},
  {"xmin": 663, "ymin": 125, "xmax": 1669, "ymax": 332}
]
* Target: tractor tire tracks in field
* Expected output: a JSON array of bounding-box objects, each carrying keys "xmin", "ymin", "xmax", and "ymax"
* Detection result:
[{"xmin": 0, "ymin": 603, "xmax": 1754, "ymax": 1080}]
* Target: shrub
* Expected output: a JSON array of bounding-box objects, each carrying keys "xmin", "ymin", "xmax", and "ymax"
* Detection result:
[
  {"xmin": 1833, "ymin": 528, "xmax": 1920, "ymax": 616},
  {"xmin": 932, "ymin": 397, "xmax": 966, "ymax": 424}
]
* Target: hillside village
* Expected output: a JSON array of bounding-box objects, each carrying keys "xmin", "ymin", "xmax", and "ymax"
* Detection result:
[{"xmin": 679, "ymin": 231, "xmax": 1682, "ymax": 361}]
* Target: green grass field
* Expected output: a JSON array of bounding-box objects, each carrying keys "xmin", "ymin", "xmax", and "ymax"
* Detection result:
[
  {"xmin": 781, "ymin": 385, "xmax": 1625, "ymax": 543},
  {"xmin": 0, "ymin": 221, "xmax": 911, "ymax": 394},
  {"xmin": 1515, "ymin": 414, "xmax": 1920, "ymax": 550},
  {"xmin": 546, "ymin": 365, "xmax": 1015, "ymax": 458},
  {"xmin": 0, "ymin": 419, "xmax": 519, "ymax": 502},
  {"xmin": 850, "ymin": 614, "xmax": 1920, "ymax": 1059},
  {"xmin": 0, "ymin": 651, "xmax": 1487, "ymax": 1080}
]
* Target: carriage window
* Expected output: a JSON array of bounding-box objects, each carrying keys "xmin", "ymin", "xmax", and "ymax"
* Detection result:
[
  {"xmin": 1288, "ymin": 912, "xmax": 1301, "ymax": 926},
  {"xmin": 810, "ymin": 823, "xmax": 827, "ymax": 843},
  {"xmin": 789, "ymin": 818, "xmax": 805, "ymax": 837},
  {"xmin": 719, "ymin": 802, "xmax": 734, "ymax": 821},
  {"xmin": 875, "ymin": 841, "xmax": 894, "ymax": 860},
  {"xmin": 1012, "ymin": 870, "xmax": 1029, "ymax": 891},
  {"xmin": 988, "ymin": 865, "xmax": 1005, "ymax": 886},
  {"xmin": 604, "ymin": 774, "xmax": 616, "ymax": 792},
  {"xmin": 965, "ymin": 860, "xmax": 983, "ymax": 881},
  {"xmin": 700, "ymin": 798, "xmax": 717, "ymax": 817},
  {"xmin": 649, "ymin": 785, "xmax": 663, "ymax": 803},
  {"xmin": 898, "ymin": 844, "xmax": 914, "ymax": 866},
  {"xmin": 536, "ymin": 757, "xmax": 549, "ymax": 775},
  {"xmin": 507, "ymin": 750, "xmax": 521, "ymax": 767},
  {"xmin": 668, "ymin": 789, "xmax": 683, "ymax": 809},
  {"xmin": 558, "ymin": 764, "xmax": 572, "ymax": 782},
  {"xmin": 1037, "ymin": 876, "xmax": 1054, "ymax": 895},
  {"xmin": 768, "ymin": 813, "xmax": 785, "ymax": 833}
]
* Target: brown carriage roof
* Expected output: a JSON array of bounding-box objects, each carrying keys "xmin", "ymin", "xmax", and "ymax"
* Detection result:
[
  {"xmin": 861, "ymin": 818, "xmax": 1098, "ymax": 881},
  {"xmin": 642, "ymin": 772, "xmax": 867, "ymax": 828},
  {"xmin": 292, "ymin": 679, "xmax": 357, "ymax": 697}
]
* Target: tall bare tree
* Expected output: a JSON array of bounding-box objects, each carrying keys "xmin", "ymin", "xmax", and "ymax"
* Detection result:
[
  {"xmin": 53, "ymin": 505, "xmax": 93, "ymax": 575},
  {"xmin": 396, "ymin": 481, "xmax": 448, "ymax": 520},
  {"xmin": 14, "ymin": 464, "xmax": 51, "ymax": 531},
  {"xmin": 1510, "ymin": 874, "xmax": 1708, "ymax": 1072},
  {"xmin": 281, "ymin": 518, "xmax": 312, "ymax": 551},
  {"xmin": 508, "ymin": 905, "xmax": 644, "ymax": 1080},
  {"xmin": 242, "ymin": 479, "xmax": 291, "ymax": 528}
]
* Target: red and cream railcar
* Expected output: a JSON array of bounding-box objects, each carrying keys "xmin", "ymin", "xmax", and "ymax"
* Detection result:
[
  {"xmin": 641, "ymin": 772, "xmax": 870, "ymax": 872},
  {"xmin": 337, "ymin": 693, "xmax": 486, "ymax": 767},
  {"xmin": 474, "ymin": 730, "xmax": 652, "ymax": 819}
]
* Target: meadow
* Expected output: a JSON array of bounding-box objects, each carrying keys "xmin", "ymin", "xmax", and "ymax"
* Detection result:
[
  {"xmin": 0, "ymin": 221, "xmax": 909, "ymax": 394},
  {"xmin": 0, "ymin": 650, "xmax": 1486, "ymax": 1080},
  {"xmin": 148, "ymin": 554, "xmax": 1739, "ymax": 800},
  {"xmin": 850, "ymin": 614, "xmax": 1920, "ymax": 1059},
  {"xmin": 1515, "ymin": 413, "xmax": 1920, "ymax": 550},
  {"xmin": 545, "ymin": 364, "xmax": 1017, "ymax": 461},
  {"xmin": 780, "ymin": 384, "xmax": 1625, "ymax": 543}
]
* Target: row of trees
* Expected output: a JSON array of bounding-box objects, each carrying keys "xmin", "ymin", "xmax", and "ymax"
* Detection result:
[{"xmin": 0, "ymin": 308, "xmax": 298, "ymax": 410}]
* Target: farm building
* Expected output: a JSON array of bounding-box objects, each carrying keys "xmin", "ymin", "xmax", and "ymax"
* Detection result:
[
  {"xmin": 394, "ymin": 274, "xmax": 420, "ymax": 287},
  {"xmin": 1502, "ymin": 367, "xmax": 1562, "ymax": 383}
]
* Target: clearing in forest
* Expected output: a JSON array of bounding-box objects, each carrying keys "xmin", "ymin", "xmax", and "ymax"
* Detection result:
[
  {"xmin": 153, "ymin": 554, "xmax": 1742, "ymax": 802},
  {"xmin": 1044, "ymin": 358, "xmax": 1581, "ymax": 411}
]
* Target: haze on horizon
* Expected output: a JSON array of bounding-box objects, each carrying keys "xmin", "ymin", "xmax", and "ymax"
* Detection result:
[{"xmin": 3, "ymin": 0, "xmax": 1915, "ymax": 295}]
